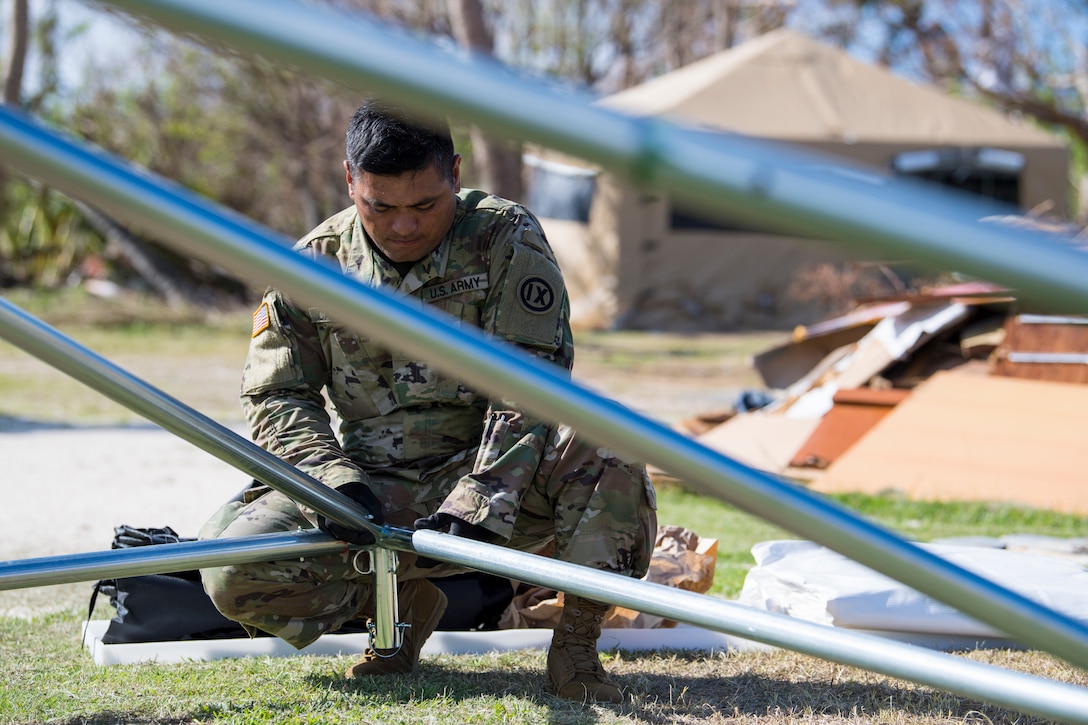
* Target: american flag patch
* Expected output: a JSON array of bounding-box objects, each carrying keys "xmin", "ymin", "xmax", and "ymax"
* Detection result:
[{"xmin": 251, "ymin": 302, "xmax": 271, "ymax": 338}]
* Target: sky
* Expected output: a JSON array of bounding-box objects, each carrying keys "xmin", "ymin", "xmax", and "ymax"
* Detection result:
[
  {"xmin": 8, "ymin": 0, "xmax": 148, "ymax": 97},
  {"xmin": 12, "ymin": 0, "xmax": 1085, "ymax": 136},
  {"xmin": 15, "ymin": 0, "xmax": 910, "ymax": 100}
]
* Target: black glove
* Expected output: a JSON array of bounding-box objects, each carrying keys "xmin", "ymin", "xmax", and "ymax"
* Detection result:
[
  {"xmin": 317, "ymin": 482, "xmax": 384, "ymax": 546},
  {"xmin": 412, "ymin": 512, "xmax": 492, "ymax": 568}
]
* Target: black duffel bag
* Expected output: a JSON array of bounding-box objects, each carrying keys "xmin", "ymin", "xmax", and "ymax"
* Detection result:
[
  {"xmin": 87, "ymin": 525, "xmax": 513, "ymax": 644},
  {"xmin": 88, "ymin": 525, "xmax": 255, "ymax": 643}
]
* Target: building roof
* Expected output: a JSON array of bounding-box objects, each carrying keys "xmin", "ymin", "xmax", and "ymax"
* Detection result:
[{"xmin": 599, "ymin": 29, "xmax": 1065, "ymax": 150}]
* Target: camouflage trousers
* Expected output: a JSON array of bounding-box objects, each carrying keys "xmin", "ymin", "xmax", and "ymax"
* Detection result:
[{"xmin": 198, "ymin": 423, "xmax": 657, "ymax": 649}]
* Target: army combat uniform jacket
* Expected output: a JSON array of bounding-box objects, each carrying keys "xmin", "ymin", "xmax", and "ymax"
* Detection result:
[
  {"xmin": 202, "ymin": 190, "xmax": 656, "ymax": 648},
  {"xmin": 241, "ymin": 189, "xmax": 575, "ymax": 541}
]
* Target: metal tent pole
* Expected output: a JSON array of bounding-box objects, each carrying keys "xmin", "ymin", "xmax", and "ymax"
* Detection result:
[
  {"xmin": 3, "ymin": 530, "xmax": 1088, "ymax": 724},
  {"xmin": 0, "ymin": 295, "xmax": 378, "ymax": 537},
  {"xmin": 410, "ymin": 529, "xmax": 1088, "ymax": 725},
  {"xmin": 97, "ymin": 0, "xmax": 1088, "ymax": 315},
  {"xmin": 0, "ymin": 531, "xmax": 349, "ymax": 589},
  {"xmin": 2, "ymin": 103, "xmax": 1087, "ymax": 673}
]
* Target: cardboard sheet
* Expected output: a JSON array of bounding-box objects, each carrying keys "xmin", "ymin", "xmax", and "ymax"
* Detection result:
[
  {"xmin": 830, "ymin": 302, "xmax": 970, "ymax": 389},
  {"xmin": 815, "ymin": 369, "xmax": 1088, "ymax": 513},
  {"xmin": 695, "ymin": 412, "xmax": 822, "ymax": 474},
  {"xmin": 762, "ymin": 301, "xmax": 970, "ymax": 421}
]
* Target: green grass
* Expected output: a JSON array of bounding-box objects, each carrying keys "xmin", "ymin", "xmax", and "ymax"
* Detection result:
[
  {"xmin": 655, "ymin": 484, "xmax": 1088, "ymax": 598},
  {"xmin": 575, "ymin": 329, "xmax": 784, "ymax": 370},
  {"xmin": 0, "ymin": 290, "xmax": 251, "ymax": 425},
  {"xmin": 833, "ymin": 490, "xmax": 1088, "ymax": 539},
  {"xmin": 1, "ymin": 615, "xmax": 566, "ymax": 724}
]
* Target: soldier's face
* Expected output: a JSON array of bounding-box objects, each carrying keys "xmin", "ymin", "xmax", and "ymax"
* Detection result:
[{"xmin": 345, "ymin": 156, "xmax": 461, "ymax": 264}]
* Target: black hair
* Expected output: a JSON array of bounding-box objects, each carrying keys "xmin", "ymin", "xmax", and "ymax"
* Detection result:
[{"xmin": 345, "ymin": 98, "xmax": 455, "ymax": 179}]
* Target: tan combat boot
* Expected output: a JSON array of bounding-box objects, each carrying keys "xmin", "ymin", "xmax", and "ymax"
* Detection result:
[
  {"xmin": 346, "ymin": 578, "xmax": 448, "ymax": 677},
  {"xmin": 547, "ymin": 594, "xmax": 624, "ymax": 703}
]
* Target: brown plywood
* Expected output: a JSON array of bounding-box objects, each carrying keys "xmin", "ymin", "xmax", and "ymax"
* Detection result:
[
  {"xmin": 814, "ymin": 369, "xmax": 1088, "ymax": 514},
  {"xmin": 991, "ymin": 315, "xmax": 1088, "ymax": 384},
  {"xmin": 789, "ymin": 388, "xmax": 910, "ymax": 469}
]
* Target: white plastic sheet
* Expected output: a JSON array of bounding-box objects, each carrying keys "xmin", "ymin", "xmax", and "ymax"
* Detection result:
[{"xmin": 738, "ymin": 539, "xmax": 1088, "ymax": 641}]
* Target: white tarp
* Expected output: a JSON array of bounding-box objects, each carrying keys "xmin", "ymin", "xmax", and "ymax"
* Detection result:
[
  {"xmin": 738, "ymin": 539, "xmax": 1088, "ymax": 642},
  {"xmin": 82, "ymin": 620, "xmax": 763, "ymax": 666}
]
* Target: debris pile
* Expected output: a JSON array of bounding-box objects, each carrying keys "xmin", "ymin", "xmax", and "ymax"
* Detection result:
[{"xmin": 661, "ymin": 281, "xmax": 1088, "ymax": 514}]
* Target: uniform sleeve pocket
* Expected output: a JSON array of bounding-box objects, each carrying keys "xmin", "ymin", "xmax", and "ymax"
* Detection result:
[
  {"xmin": 494, "ymin": 245, "xmax": 565, "ymax": 348},
  {"xmin": 242, "ymin": 326, "xmax": 305, "ymax": 395}
]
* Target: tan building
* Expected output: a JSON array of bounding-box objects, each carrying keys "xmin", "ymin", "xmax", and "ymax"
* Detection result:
[{"xmin": 531, "ymin": 29, "xmax": 1069, "ymax": 331}]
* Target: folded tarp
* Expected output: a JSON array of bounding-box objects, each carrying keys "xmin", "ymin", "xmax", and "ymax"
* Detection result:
[
  {"xmin": 82, "ymin": 620, "xmax": 764, "ymax": 666},
  {"xmin": 738, "ymin": 539, "xmax": 1088, "ymax": 646}
]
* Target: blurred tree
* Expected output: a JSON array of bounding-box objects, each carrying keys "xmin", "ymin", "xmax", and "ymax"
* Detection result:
[
  {"xmin": 0, "ymin": 0, "xmax": 29, "ymax": 254},
  {"xmin": 1, "ymin": 0, "xmax": 97, "ymax": 290},
  {"xmin": 447, "ymin": 0, "xmax": 524, "ymax": 200},
  {"xmin": 5, "ymin": 0, "xmax": 1083, "ymax": 300},
  {"xmin": 67, "ymin": 39, "xmax": 363, "ymax": 304},
  {"xmin": 493, "ymin": 0, "xmax": 793, "ymax": 94},
  {"xmin": 795, "ymin": 0, "xmax": 1087, "ymax": 220},
  {"xmin": 2, "ymin": 0, "xmax": 27, "ymax": 106}
]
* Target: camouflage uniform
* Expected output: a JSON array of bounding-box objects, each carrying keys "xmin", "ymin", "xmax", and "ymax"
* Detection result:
[{"xmin": 200, "ymin": 190, "xmax": 656, "ymax": 649}]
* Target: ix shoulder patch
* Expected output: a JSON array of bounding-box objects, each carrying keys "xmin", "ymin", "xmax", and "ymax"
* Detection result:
[
  {"xmin": 495, "ymin": 244, "xmax": 565, "ymax": 347},
  {"xmin": 517, "ymin": 275, "xmax": 556, "ymax": 315}
]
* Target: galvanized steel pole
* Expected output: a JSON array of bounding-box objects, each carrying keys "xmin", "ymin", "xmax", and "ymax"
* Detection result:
[
  {"xmin": 2, "ymin": 101, "xmax": 1087, "ymax": 674},
  {"xmin": 407, "ymin": 529, "xmax": 1088, "ymax": 725},
  {"xmin": 97, "ymin": 0, "xmax": 1088, "ymax": 315},
  {"xmin": 3, "ymin": 529, "xmax": 1088, "ymax": 724},
  {"xmin": 0, "ymin": 295, "xmax": 378, "ymax": 537},
  {"xmin": 0, "ymin": 531, "xmax": 350, "ymax": 590}
]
